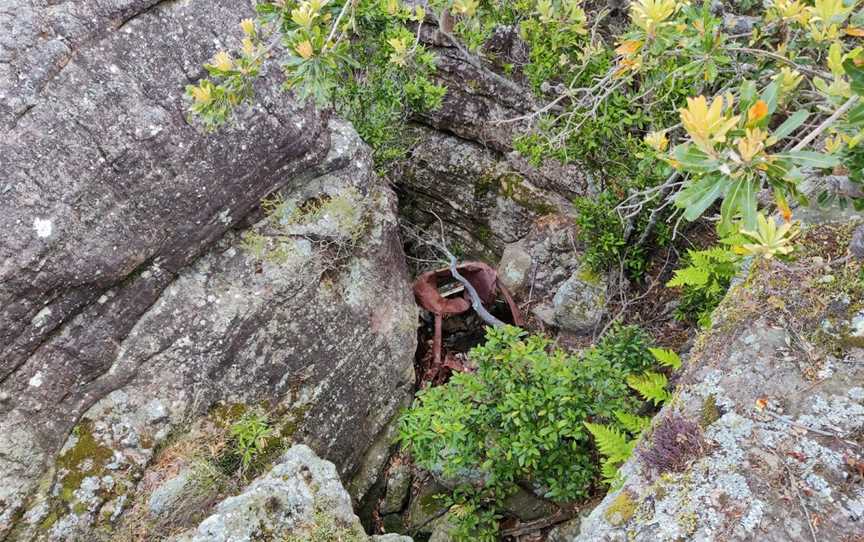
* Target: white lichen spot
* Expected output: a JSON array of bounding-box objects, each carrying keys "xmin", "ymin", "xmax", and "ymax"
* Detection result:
[
  {"xmin": 218, "ymin": 208, "xmax": 232, "ymax": 225},
  {"xmin": 28, "ymin": 371, "xmax": 44, "ymax": 388},
  {"xmin": 31, "ymin": 307, "xmax": 52, "ymax": 328},
  {"xmin": 33, "ymin": 218, "xmax": 53, "ymax": 238}
]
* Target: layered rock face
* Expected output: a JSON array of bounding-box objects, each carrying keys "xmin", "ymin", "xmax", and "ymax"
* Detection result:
[
  {"xmin": 0, "ymin": 1, "xmax": 416, "ymax": 539},
  {"xmin": 569, "ymin": 220, "xmax": 864, "ymax": 541},
  {"xmin": 391, "ymin": 26, "xmax": 595, "ymax": 262}
]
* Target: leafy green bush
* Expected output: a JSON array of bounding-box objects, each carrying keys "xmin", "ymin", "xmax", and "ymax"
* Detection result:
[
  {"xmin": 398, "ymin": 324, "xmax": 656, "ymax": 539},
  {"xmin": 667, "ymin": 246, "xmax": 741, "ymax": 327},
  {"xmin": 592, "ymin": 323, "xmax": 656, "ymax": 374}
]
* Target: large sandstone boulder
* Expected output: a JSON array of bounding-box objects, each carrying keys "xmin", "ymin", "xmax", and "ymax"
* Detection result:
[
  {"xmin": 0, "ymin": 1, "xmax": 416, "ymax": 539},
  {"xmin": 571, "ymin": 220, "xmax": 864, "ymax": 541}
]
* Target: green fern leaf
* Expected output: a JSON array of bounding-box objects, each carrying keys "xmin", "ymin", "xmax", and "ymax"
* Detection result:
[
  {"xmin": 600, "ymin": 458, "xmax": 623, "ymax": 485},
  {"xmin": 666, "ymin": 266, "xmax": 709, "ymax": 287},
  {"xmin": 614, "ymin": 411, "xmax": 652, "ymax": 434},
  {"xmin": 648, "ymin": 348, "xmax": 682, "ymax": 370},
  {"xmin": 627, "ymin": 372, "xmax": 670, "ymax": 406},
  {"xmin": 584, "ymin": 422, "xmax": 634, "ymax": 463}
]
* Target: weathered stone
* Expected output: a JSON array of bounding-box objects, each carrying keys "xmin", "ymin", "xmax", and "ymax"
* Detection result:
[
  {"xmin": 498, "ymin": 243, "xmax": 535, "ymax": 293},
  {"xmin": 349, "ymin": 395, "xmax": 413, "ymax": 504},
  {"xmin": 392, "ymin": 125, "xmax": 567, "ymax": 261},
  {"xmin": 405, "ymin": 479, "xmax": 450, "ymax": 534},
  {"xmin": 170, "ymin": 445, "xmax": 410, "ymax": 542},
  {"xmin": 147, "ymin": 469, "xmax": 194, "ymax": 517},
  {"xmin": 0, "ymin": 1, "xmax": 416, "ymax": 538},
  {"xmin": 415, "ymin": 27, "xmax": 534, "ymax": 153},
  {"xmin": 381, "ymin": 464, "xmax": 413, "ymax": 515},
  {"xmin": 549, "ymin": 266, "xmax": 607, "ymax": 333},
  {"xmin": 502, "ymin": 488, "xmax": 558, "ymax": 522},
  {"xmin": 394, "ymin": 23, "xmax": 594, "ymax": 263},
  {"xmin": 373, "ymin": 534, "xmax": 415, "ymax": 542},
  {"xmin": 851, "ymin": 224, "xmax": 864, "ymax": 261},
  {"xmin": 381, "ymin": 513, "xmax": 407, "ymax": 534},
  {"xmin": 546, "ymin": 516, "xmax": 586, "ymax": 542},
  {"xmin": 497, "ymin": 215, "xmax": 583, "ymax": 300},
  {"xmin": 723, "ymin": 13, "xmax": 760, "ymax": 34},
  {"xmin": 428, "ymin": 517, "xmax": 457, "ymax": 542},
  {"xmin": 571, "ymin": 221, "xmax": 864, "ymax": 542}
]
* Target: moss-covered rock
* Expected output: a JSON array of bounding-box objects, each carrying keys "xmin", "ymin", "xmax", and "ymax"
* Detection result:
[{"xmin": 170, "ymin": 445, "xmax": 408, "ymax": 542}]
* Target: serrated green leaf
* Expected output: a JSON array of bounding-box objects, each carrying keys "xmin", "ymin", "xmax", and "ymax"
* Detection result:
[
  {"xmin": 648, "ymin": 348, "xmax": 682, "ymax": 370},
  {"xmin": 614, "ymin": 410, "xmax": 653, "ymax": 433},
  {"xmin": 667, "ymin": 266, "xmax": 710, "ymax": 287},
  {"xmin": 626, "ymin": 372, "xmax": 670, "ymax": 406},
  {"xmin": 584, "ymin": 422, "xmax": 634, "ymax": 463}
]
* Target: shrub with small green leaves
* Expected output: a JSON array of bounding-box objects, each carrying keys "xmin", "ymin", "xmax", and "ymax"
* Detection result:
[
  {"xmin": 593, "ymin": 323, "xmax": 657, "ymax": 374},
  {"xmin": 398, "ymin": 324, "xmax": 653, "ymax": 539}
]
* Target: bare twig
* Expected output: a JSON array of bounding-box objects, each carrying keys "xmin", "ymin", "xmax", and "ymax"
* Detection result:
[
  {"xmin": 782, "ymin": 461, "xmax": 819, "ymax": 542},
  {"xmin": 429, "ymin": 212, "xmax": 506, "ymax": 327},
  {"xmin": 499, "ymin": 508, "xmax": 577, "ymax": 537},
  {"xmin": 324, "ymin": 0, "xmax": 353, "ymax": 50},
  {"xmin": 760, "ymin": 409, "xmax": 861, "ymax": 449},
  {"xmin": 790, "ymin": 95, "xmax": 860, "ymax": 152},
  {"xmin": 628, "ymin": 172, "xmax": 682, "ymax": 248},
  {"xmin": 727, "ymin": 47, "xmax": 831, "ymax": 79}
]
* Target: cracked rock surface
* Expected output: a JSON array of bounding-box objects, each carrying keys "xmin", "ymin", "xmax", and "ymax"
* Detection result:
[
  {"xmin": 0, "ymin": 1, "xmax": 416, "ymax": 539},
  {"xmin": 570, "ymin": 220, "xmax": 864, "ymax": 542}
]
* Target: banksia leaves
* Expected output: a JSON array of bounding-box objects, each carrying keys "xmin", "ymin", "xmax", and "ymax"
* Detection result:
[
  {"xmin": 679, "ymin": 95, "xmax": 740, "ymax": 155},
  {"xmin": 630, "ymin": 0, "xmax": 679, "ymax": 37},
  {"xmin": 737, "ymin": 214, "xmax": 800, "ymax": 259}
]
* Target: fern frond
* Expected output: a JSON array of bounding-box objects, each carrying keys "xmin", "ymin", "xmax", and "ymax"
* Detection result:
[
  {"xmin": 614, "ymin": 411, "xmax": 652, "ymax": 434},
  {"xmin": 666, "ymin": 266, "xmax": 709, "ymax": 287},
  {"xmin": 627, "ymin": 372, "xmax": 670, "ymax": 406},
  {"xmin": 600, "ymin": 458, "xmax": 623, "ymax": 486},
  {"xmin": 648, "ymin": 348, "xmax": 682, "ymax": 370},
  {"xmin": 584, "ymin": 422, "xmax": 634, "ymax": 463}
]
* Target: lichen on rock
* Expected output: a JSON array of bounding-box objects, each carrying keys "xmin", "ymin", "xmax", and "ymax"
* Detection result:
[{"xmin": 572, "ymin": 219, "xmax": 864, "ymax": 542}]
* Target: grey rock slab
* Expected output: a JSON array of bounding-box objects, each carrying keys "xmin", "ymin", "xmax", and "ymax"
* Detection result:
[
  {"xmin": 0, "ymin": 0, "xmax": 417, "ymax": 537},
  {"xmin": 171, "ymin": 445, "xmax": 362, "ymax": 542},
  {"xmin": 381, "ymin": 464, "xmax": 413, "ymax": 515},
  {"xmin": 570, "ymin": 221, "xmax": 864, "ymax": 542}
]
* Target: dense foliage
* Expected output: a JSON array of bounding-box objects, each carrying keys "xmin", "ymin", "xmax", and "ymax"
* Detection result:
[
  {"xmin": 397, "ymin": 324, "xmax": 658, "ymax": 539},
  {"xmin": 187, "ymin": 0, "xmax": 864, "ymax": 284},
  {"xmin": 668, "ymin": 246, "xmax": 741, "ymax": 326}
]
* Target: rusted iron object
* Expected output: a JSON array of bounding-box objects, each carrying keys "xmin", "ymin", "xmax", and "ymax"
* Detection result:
[{"xmin": 413, "ymin": 261, "xmax": 524, "ymax": 384}]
